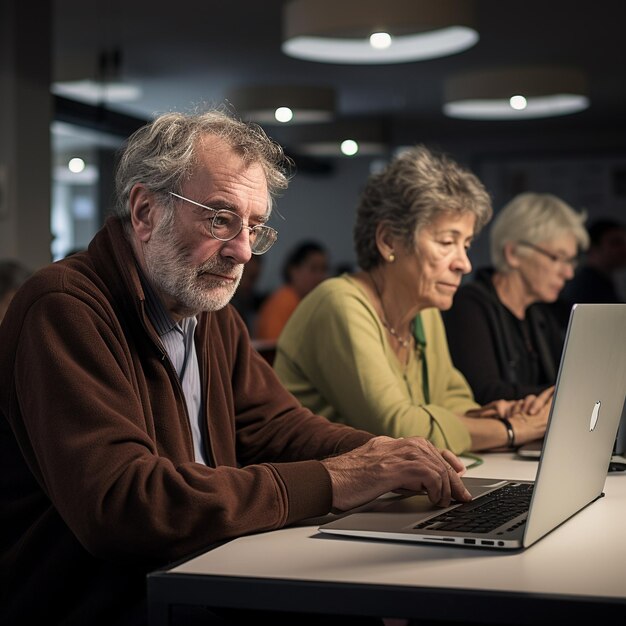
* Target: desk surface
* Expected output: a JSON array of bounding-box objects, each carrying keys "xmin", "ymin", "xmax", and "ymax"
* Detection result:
[{"xmin": 148, "ymin": 454, "xmax": 626, "ymax": 625}]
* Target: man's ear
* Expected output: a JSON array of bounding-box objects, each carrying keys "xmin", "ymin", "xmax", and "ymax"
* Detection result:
[
  {"xmin": 129, "ymin": 184, "xmax": 158, "ymax": 242},
  {"xmin": 503, "ymin": 241, "xmax": 522, "ymax": 269}
]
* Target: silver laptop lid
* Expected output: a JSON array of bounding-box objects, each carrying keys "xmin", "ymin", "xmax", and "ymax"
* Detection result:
[{"xmin": 523, "ymin": 303, "xmax": 626, "ymax": 547}]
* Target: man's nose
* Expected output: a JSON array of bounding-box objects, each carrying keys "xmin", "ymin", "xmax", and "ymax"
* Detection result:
[{"xmin": 221, "ymin": 228, "xmax": 253, "ymax": 264}]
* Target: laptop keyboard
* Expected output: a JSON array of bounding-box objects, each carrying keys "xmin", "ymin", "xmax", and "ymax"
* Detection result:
[{"xmin": 414, "ymin": 482, "xmax": 533, "ymax": 534}]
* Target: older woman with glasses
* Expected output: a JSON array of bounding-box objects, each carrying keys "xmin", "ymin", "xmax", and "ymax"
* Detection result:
[
  {"xmin": 274, "ymin": 146, "xmax": 551, "ymax": 455},
  {"xmin": 442, "ymin": 192, "xmax": 589, "ymax": 407}
]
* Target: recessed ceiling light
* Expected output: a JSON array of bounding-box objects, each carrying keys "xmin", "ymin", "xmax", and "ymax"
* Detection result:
[
  {"xmin": 274, "ymin": 107, "xmax": 294, "ymax": 123},
  {"xmin": 68, "ymin": 158, "xmax": 85, "ymax": 173},
  {"xmin": 340, "ymin": 140, "xmax": 359, "ymax": 156},
  {"xmin": 228, "ymin": 85, "xmax": 336, "ymax": 125},
  {"xmin": 281, "ymin": 118, "xmax": 389, "ymax": 158},
  {"xmin": 369, "ymin": 32, "xmax": 392, "ymax": 50},
  {"xmin": 509, "ymin": 95, "xmax": 527, "ymax": 111}
]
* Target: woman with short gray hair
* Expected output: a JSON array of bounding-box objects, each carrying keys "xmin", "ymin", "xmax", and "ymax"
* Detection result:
[
  {"xmin": 275, "ymin": 146, "xmax": 551, "ymax": 455},
  {"xmin": 444, "ymin": 192, "xmax": 588, "ymax": 406},
  {"xmin": 490, "ymin": 192, "xmax": 588, "ymax": 273}
]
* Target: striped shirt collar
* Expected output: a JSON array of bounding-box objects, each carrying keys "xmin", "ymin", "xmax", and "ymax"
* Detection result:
[{"xmin": 136, "ymin": 265, "xmax": 181, "ymax": 337}]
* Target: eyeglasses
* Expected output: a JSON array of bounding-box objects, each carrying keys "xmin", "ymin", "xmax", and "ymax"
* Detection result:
[
  {"xmin": 517, "ymin": 240, "xmax": 579, "ymax": 269},
  {"xmin": 169, "ymin": 192, "xmax": 278, "ymax": 255}
]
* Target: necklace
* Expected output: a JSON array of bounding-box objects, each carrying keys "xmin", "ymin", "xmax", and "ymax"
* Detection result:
[{"xmin": 370, "ymin": 274, "xmax": 412, "ymax": 349}]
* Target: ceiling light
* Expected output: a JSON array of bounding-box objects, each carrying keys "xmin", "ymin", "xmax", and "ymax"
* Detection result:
[
  {"xmin": 228, "ymin": 85, "xmax": 336, "ymax": 124},
  {"xmin": 274, "ymin": 107, "xmax": 294, "ymax": 123},
  {"xmin": 509, "ymin": 95, "xmax": 527, "ymax": 110},
  {"xmin": 68, "ymin": 158, "xmax": 86, "ymax": 173},
  {"xmin": 369, "ymin": 33, "xmax": 392, "ymax": 49},
  {"xmin": 282, "ymin": 0, "xmax": 478, "ymax": 64},
  {"xmin": 443, "ymin": 67, "xmax": 590, "ymax": 120},
  {"xmin": 280, "ymin": 119, "xmax": 389, "ymax": 158},
  {"xmin": 52, "ymin": 48, "xmax": 142, "ymax": 105},
  {"xmin": 52, "ymin": 80, "xmax": 142, "ymax": 104},
  {"xmin": 340, "ymin": 140, "xmax": 359, "ymax": 156}
]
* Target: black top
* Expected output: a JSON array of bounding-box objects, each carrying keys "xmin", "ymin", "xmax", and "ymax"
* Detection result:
[{"xmin": 442, "ymin": 268, "xmax": 566, "ymax": 404}]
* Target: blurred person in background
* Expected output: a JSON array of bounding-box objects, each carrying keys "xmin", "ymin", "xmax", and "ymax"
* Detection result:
[
  {"xmin": 560, "ymin": 217, "xmax": 626, "ymax": 305},
  {"xmin": 230, "ymin": 253, "xmax": 266, "ymax": 332},
  {"xmin": 255, "ymin": 239, "xmax": 329, "ymax": 341},
  {"xmin": 443, "ymin": 192, "xmax": 588, "ymax": 405}
]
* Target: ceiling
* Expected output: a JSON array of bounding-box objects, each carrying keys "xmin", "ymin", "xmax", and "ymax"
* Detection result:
[{"xmin": 52, "ymin": 0, "xmax": 626, "ymax": 158}]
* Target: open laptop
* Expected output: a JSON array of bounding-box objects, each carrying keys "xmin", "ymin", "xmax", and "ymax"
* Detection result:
[
  {"xmin": 517, "ymin": 403, "xmax": 626, "ymax": 470},
  {"xmin": 319, "ymin": 303, "xmax": 626, "ymax": 550}
]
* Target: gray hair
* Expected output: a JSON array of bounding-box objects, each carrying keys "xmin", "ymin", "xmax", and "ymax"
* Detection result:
[
  {"xmin": 114, "ymin": 108, "xmax": 291, "ymax": 228},
  {"xmin": 354, "ymin": 145, "xmax": 492, "ymax": 270},
  {"xmin": 490, "ymin": 192, "xmax": 589, "ymax": 272}
]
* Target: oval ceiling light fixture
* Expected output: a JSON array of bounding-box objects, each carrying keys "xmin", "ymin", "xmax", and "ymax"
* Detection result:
[
  {"xmin": 227, "ymin": 85, "xmax": 336, "ymax": 124},
  {"xmin": 443, "ymin": 66, "xmax": 590, "ymax": 120},
  {"xmin": 282, "ymin": 0, "xmax": 478, "ymax": 64},
  {"xmin": 52, "ymin": 47, "xmax": 143, "ymax": 105},
  {"xmin": 52, "ymin": 80, "xmax": 143, "ymax": 104},
  {"xmin": 282, "ymin": 118, "xmax": 389, "ymax": 158}
]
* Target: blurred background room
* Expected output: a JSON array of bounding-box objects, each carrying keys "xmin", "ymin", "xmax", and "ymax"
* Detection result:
[{"xmin": 1, "ymin": 0, "xmax": 625, "ymax": 301}]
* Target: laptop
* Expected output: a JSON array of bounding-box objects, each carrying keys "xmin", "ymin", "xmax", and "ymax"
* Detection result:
[
  {"xmin": 319, "ymin": 303, "xmax": 626, "ymax": 550},
  {"xmin": 517, "ymin": 402, "xmax": 626, "ymax": 470}
]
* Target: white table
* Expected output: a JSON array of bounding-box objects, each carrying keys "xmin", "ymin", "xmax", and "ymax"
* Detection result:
[{"xmin": 148, "ymin": 453, "xmax": 626, "ymax": 624}]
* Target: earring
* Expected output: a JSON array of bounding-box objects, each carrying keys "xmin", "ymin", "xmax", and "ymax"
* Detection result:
[{"xmin": 388, "ymin": 253, "xmax": 395, "ymax": 262}]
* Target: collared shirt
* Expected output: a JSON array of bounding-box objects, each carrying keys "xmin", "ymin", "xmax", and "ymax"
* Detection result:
[{"xmin": 139, "ymin": 271, "xmax": 206, "ymax": 464}]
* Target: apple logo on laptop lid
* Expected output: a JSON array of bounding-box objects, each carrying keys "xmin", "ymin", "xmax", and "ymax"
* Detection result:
[{"xmin": 589, "ymin": 401, "xmax": 601, "ymax": 432}]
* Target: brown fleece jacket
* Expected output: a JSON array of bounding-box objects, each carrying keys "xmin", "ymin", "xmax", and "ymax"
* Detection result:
[{"xmin": 0, "ymin": 217, "xmax": 373, "ymax": 625}]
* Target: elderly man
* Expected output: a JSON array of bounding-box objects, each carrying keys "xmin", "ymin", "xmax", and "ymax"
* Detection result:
[{"xmin": 0, "ymin": 109, "xmax": 469, "ymax": 625}]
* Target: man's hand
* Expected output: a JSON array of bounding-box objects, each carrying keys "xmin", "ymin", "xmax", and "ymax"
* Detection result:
[{"xmin": 321, "ymin": 436, "xmax": 472, "ymax": 511}]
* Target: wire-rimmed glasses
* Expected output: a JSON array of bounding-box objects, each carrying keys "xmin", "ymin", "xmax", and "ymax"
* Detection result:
[
  {"xmin": 517, "ymin": 240, "xmax": 579, "ymax": 269},
  {"xmin": 169, "ymin": 191, "xmax": 278, "ymax": 255}
]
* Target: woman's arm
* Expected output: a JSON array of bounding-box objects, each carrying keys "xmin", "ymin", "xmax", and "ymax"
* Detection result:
[{"xmin": 275, "ymin": 282, "xmax": 471, "ymax": 454}]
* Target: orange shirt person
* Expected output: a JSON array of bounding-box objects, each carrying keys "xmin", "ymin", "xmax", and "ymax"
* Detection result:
[{"xmin": 255, "ymin": 240, "xmax": 328, "ymax": 341}]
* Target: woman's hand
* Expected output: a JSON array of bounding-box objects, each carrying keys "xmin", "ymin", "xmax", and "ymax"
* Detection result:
[
  {"xmin": 465, "ymin": 399, "xmax": 514, "ymax": 419},
  {"xmin": 508, "ymin": 402, "xmax": 551, "ymax": 445},
  {"xmin": 465, "ymin": 386, "xmax": 555, "ymax": 421},
  {"xmin": 461, "ymin": 398, "xmax": 551, "ymax": 451},
  {"xmin": 516, "ymin": 386, "xmax": 555, "ymax": 415}
]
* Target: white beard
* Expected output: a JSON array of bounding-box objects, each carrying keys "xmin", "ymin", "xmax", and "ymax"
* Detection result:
[{"xmin": 143, "ymin": 216, "xmax": 243, "ymax": 316}]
